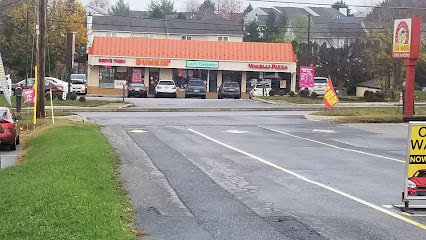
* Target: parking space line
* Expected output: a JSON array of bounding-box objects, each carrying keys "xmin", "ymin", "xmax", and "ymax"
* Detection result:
[
  {"xmin": 188, "ymin": 128, "xmax": 426, "ymax": 230},
  {"xmin": 259, "ymin": 127, "xmax": 405, "ymax": 163}
]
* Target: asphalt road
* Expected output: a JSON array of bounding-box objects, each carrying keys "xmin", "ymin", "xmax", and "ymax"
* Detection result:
[
  {"xmin": 81, "ymin": 111, "xmax": 426, "ymax": 240},
  {"xmin": 86, "ymin": 97, "xmax": 288, "ymax": 109}
]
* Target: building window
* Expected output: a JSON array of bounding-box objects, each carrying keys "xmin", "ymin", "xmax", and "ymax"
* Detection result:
[
  {"xmin": 99, "ymin": 66, "xmax": 128, "ymax": 88},
  {"xmin": 143, "ymin": 34, "xmax": 154, "ymax": 39},
  {"xmin": 182, "ymin": 35, "xmax": 192, "ymax": 40},
  {"xmin": 218, "ymin": 36, "xmax": 229, "ymax": 41},
  {"xmin": 106, "ymin": 32, "xmax": 116, "ymax": 37}
]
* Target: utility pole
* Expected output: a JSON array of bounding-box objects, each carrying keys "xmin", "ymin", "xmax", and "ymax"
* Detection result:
[
  {"xmin": 25, "ymin": 10, "xmax": 29, "ymax": 87},
  {"xmin": 36, "ymin": 0, "xmax": 46, "ymax": 118},
  {"xmin": 306, "ymin": 13, "xmax": 311, "ymax": 66}
]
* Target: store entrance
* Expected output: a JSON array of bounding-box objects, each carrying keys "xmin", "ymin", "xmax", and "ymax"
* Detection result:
[{"xmin": 149, "ymin": 69, "xmax": 159, "ymax": 95}]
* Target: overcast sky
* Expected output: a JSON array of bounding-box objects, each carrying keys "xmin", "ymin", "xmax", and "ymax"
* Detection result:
[{"xmin": 80, "ymin": 0, "xmax": 383, "ymax": 16}]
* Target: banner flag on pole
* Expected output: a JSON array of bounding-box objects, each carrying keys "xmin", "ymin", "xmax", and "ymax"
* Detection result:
[
  {"xmin": 0, "ymin": 53, "xmax": 12, "ymax": 107},
  {"xmin": 323, "ymin": 77, "xmax": 340, "ymax": 109}
]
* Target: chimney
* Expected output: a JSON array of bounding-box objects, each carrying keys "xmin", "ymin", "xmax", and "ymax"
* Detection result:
[{"xmin": 339, "ymin": 8, "xmax": 348, "ymax": 16}]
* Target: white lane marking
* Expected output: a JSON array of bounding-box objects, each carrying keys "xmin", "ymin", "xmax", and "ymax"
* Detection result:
[
  {"xmin": 129, "ymin": 130, "xmax": 148, "ymax": 133},
  {"xmin": 260, "ymin": 127, "xmax": 405, "ymax": 163},
  {"xmin": 382, "ymin": 205, "xmax": 394, "ymax": 209},
  {"xmin": 313, "ymin": 129, "xmax": 336, "ymax": 133},
  {"xmin": 188, "ymin": 128, "xmax": 426, "ymax": 230},
  {"xmin": 222, "ymin": 130, "xmax": 248, "ymax": 134}
]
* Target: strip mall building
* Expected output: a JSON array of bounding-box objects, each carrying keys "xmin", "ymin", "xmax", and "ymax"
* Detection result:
[{"xmin": 88, "ymin": 37, "xmax": 298, "ymax": 98}]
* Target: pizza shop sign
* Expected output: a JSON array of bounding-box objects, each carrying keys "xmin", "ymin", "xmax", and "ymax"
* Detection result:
[{"xmin": 248, "ymin": 63, "xmax": 288, "ymax": 70}]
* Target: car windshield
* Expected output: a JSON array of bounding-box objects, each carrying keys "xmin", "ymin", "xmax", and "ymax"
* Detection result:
[
  {"xmin": 0, "ymin": 110, "xmax": 7, "ymax": 119},
  {"xmin": 71, "ymin": 74, "xmax": 86, "ymax": 80},
  {"xmin": 418, "ymin": 171, "xmax": 426, "ymax": 177},
  {"xmin": 224, "ymin": 82, "xmax": 239, "ymax": 87},
  {"xmin": 315, "ymin": 79, "xmax": 328, "ymax": 83},
  {"xmin": 18, "ymin": 79, "xmax": 35, "ymax": 86},
  {"xmin": 71, "ymin": 80, "xmax": 84, "ymax": 84},
  {"xmin": 131, "ymin": 83, "xmax": 145, "ymax": 87},
  {"xmin": 255, "ymin": 84, "xmax": 271, "ymax": 88},
  {"xmin": 188, "ymin": 81, "xmax": 205, "ymax": 86},
  {"xmin": 159, "ymin": 81, "xmax": 174, "ymax": 85}
]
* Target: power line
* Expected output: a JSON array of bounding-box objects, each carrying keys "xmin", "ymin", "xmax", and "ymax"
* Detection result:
[{"xmin": 0, "ymin": 0, "xmax": 22, "ymax": 9}]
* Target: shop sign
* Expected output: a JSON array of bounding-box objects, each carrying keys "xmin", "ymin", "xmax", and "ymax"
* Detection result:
[
  {"xmin": 248, "ymin": 63, "xmax": 288, "ymax": 70},
  {"xmin": 280, "ymin": 80, "xmax": 287, "ymax": 89},
  {"xmin": 114, "ymin": 80, "xmax": 127, "ymax": 89},
  {"xmin": 186, "ymin": 60, "xmax": 219, "ymax": 69},
  {"xmin": 132, "ymin": 69, "xmax": 142, "ymax": 83},
  {"xmin": 99, "ymin": 58, "xmax": 126, "ymax": 64},
  {"xmin": 404, "ymin": 123, "xmax": 426, "ymax": 200},
  {"xmin": 136, "ymin": 59, "xmax": 171, "ymax": 66},
  {"xmin": 299, "ymin": 66, "xmax": 315, "ymax": 88},
  {"xmin": 392, "ymin": 18, "xmax": 422, "ymax": 59}
]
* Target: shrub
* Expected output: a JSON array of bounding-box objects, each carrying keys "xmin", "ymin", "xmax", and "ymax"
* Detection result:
[
  {"xmin": 269, "ymin": 89, "xmax": 276, "ymax": 96},
  {"xmin": 278, "ymin": 90, "xmax": 286, "ymax": 96},
  {"xmin": 288, "ymin": 91, "xmax": 295, "ymax": 97},
  {"xmin": 299, "ymin": 89, "xmax": 310, "ymax": 98},
  {"xmin": 57, "ymin": 94, "xmax": 64, "ymax": 100},
  {"xmin": 45, "ymin": 92, "xmax": 52, "ymax": 100},
  {"xmin": 67, "ymin": 92, "xmax": 77, "ymax": 101},
  {"xmin": 310, "ymin": 92, "xmax": 318, "ymax": 98},
  {"xmin": 374, "ymin": 91, "xmax": 385, "ymax": 100},
  {"xmin": 367, "ymin": 91, "xmax": 376, "ymax": 102},
  {"xmin": 79, "ymin": 96, "xmax": 86, "ymax": 102},
  {"xmin": 363, "ymin": 90, "xmax": 370, "ymax": 98}
]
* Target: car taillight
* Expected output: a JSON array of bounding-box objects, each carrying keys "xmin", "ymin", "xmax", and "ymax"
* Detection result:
[
  {"xmin": 204, "ymin": 88, "xmax": 207, "ymax": 92},
  {"xmin": 128, "ymin": 87, "xmax": 133, "ymax": 90},
  {"xmin": 1, "ymin": 123, "xmax": 13, "ymax": 129},
  {"xmin": 172, "ymin": 86, "xmax": 176, "ymax": 89},
  {"xmin": 157, "ymin": 86, "xmax": 161, "ymax": 89},
  {"xmin": 142, "ymin": 87, "xmax": 146, "ymax": 90}
]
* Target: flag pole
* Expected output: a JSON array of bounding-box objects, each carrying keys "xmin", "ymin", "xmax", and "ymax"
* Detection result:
[{"xmin": 33, "ymin": 66, "xmax": 38, "ymax": 128}]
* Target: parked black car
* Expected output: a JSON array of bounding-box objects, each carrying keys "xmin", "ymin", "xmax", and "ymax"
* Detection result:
[
  {"xmin": 218, "ymin": 81, "xmax": 240, "ymax": 99},
  {"xmin": 128, "ymin": 83, "xmax": 147, "ymax": 98},
  {"xmin": 185, "ymin": 80, "xmax": 207, "ymax": 99}
]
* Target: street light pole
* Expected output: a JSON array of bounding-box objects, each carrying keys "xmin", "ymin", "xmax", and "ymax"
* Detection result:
[{"xmin": 306, "ymin": 13, "xmax": 311, "ymax": 66}]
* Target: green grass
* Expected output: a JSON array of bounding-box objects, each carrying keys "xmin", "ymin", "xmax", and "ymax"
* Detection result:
[
  {"xmin": 0, "ymin": 125, "xmax": 136, "ymax": 240},
  {"xmin": 313, "ymin": 107, "xmax": 426, "ymax": 123},
  {"xmin": 0, "ymin": 97, "xmax": 125, "ymax": 108},
  {"xmin": 258, "ymin": 96, "xmax": 362, "ymax": 104}
]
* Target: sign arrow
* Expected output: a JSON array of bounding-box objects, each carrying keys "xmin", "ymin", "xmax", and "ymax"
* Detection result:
[
  {"xmin": 222, "ymin": 130, "xmax": 248, "ymax": 134},
  {"xmin": 312, "ymin": 129, "xmax": 336, "ymax": 133}
]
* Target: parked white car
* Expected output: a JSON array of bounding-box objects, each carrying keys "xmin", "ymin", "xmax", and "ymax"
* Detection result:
[
  {"xmin": 302, "ymin": 77, "xmax": 328, "ymax": 95},
  {"xmin": 155, "ymin": 80, "xmax": 177, "ymax": 98},
  {"xmin": 249, "ymin": 84, "xmax": 272, "ymax": 99},
  {"xmin": 70, "ymin": 80, "xmax": 87, "ymax": 94}
]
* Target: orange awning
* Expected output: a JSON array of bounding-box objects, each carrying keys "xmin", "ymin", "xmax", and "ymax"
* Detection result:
[{"xmin": 89, "ymin": 37, "xmax": 297, "ymax": 63}]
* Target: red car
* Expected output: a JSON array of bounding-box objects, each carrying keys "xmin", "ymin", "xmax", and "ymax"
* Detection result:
[
  {"xmin": 0, "ymin": 107, "xmax": 21, "ymax": 150},
  {"xmin": 407, "ymin": 169, "xmax": 426, "ymax": 196},
  {"xmin": 11, "ymin": 78, "xmax": 64, "ymax": 97}
]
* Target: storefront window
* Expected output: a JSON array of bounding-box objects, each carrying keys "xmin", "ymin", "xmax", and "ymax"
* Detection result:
[
  {"xmin": 131, "ymin": 68, "xmax": 145, "ymax": 83},
  {"xmin": 222, "ymin": 71, "xmax": 242, "ymax": 87},
  {"xmin": 99, "ymin": 66, "xmax": 128, "ymax": 88},
  {"xmin": 173, "ymin": 69, "xmax": 217, "ymax": 92}
]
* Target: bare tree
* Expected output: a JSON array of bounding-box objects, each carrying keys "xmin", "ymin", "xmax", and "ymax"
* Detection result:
[
  {"xmin": 184, "ymin": 0, "xmax": 200, "ymax": 14},
  {"xmin": 88, "ymin": 0, "xmax": 110, "ymax": 10},
  {"xmin": 216, "ymin": 0, "xmax": 241, "ymax": 19}
]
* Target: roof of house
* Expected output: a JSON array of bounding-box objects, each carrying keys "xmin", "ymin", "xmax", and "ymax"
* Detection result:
[
  {"xmin": 89, "ymin": 37, "xmax": 297, "ymax": 62},
  {"xmin": 357, "ymin": 79, "xmax": 382, "ymax": 89},
  {"xmin": 91, "ymin": 16, "xmax": 243, "ymax": 35}
]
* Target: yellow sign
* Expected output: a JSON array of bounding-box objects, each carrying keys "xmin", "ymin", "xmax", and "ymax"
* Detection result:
[
  {"xmin": 405, "ymin": 123, "xmax": 426, "ymax": 200},
  {"xmin": 393, "ymin": 44, "xmax": 411, "ymax": 53},
  {"xmin": 33, "ymin": 66, "xmax": 37, "ymax": 125}
]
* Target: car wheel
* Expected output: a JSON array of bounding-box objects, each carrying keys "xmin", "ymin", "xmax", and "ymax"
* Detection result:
[
  {"xmin": 174, "ymin": 94, "xmax": 177, "ymax": 98},
  {"xmin": 202, "ymin": 95, "xmax": 206, "ymax": 99},
  {"xmin": 218, "ymin": 94, "xmax": 223, "ymax": 99},
  {"xmin": 16, "ymin": 136, "xmax": 20, "ymax": 145},
  {"xmin": 10, "ymin": 140, "xmax": 16, "ymax": 151}
]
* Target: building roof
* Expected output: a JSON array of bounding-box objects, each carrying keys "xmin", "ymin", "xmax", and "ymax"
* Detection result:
[
  {"xmin": 89, "ymin": 37, "xmax": 297, "ymax": 63},
  {"xmin": 357, "ymin": 79, "xmax": 382, "ymax": 89},
  {"xmin": 91, "ymin": 16, "xmax": 243, "ymax": 36}
]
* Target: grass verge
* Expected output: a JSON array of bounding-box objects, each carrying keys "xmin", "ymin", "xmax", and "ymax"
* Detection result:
[
  {"xmin": 0, "ymin": 97, "xmax": 126, "ymax": 108},
  {"xmin": 312, "ymin": 107, "xmax": 426, "ymax": 123},
  {"xmin": 0, "ymin": 124, "xmax": 137, "ymax": 240}
]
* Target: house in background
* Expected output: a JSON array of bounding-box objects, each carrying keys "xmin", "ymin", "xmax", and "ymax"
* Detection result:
[
  {"xmin": 356, "ymin": 79, "xmax": 383, "ymax": 97},
  {"xmin": 245, "ymin": 6, "xmax": 365, "ymax": 48},
  {"xmin": 87, "ymin": 13, "xmax": 243, "ymax": 48}
]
